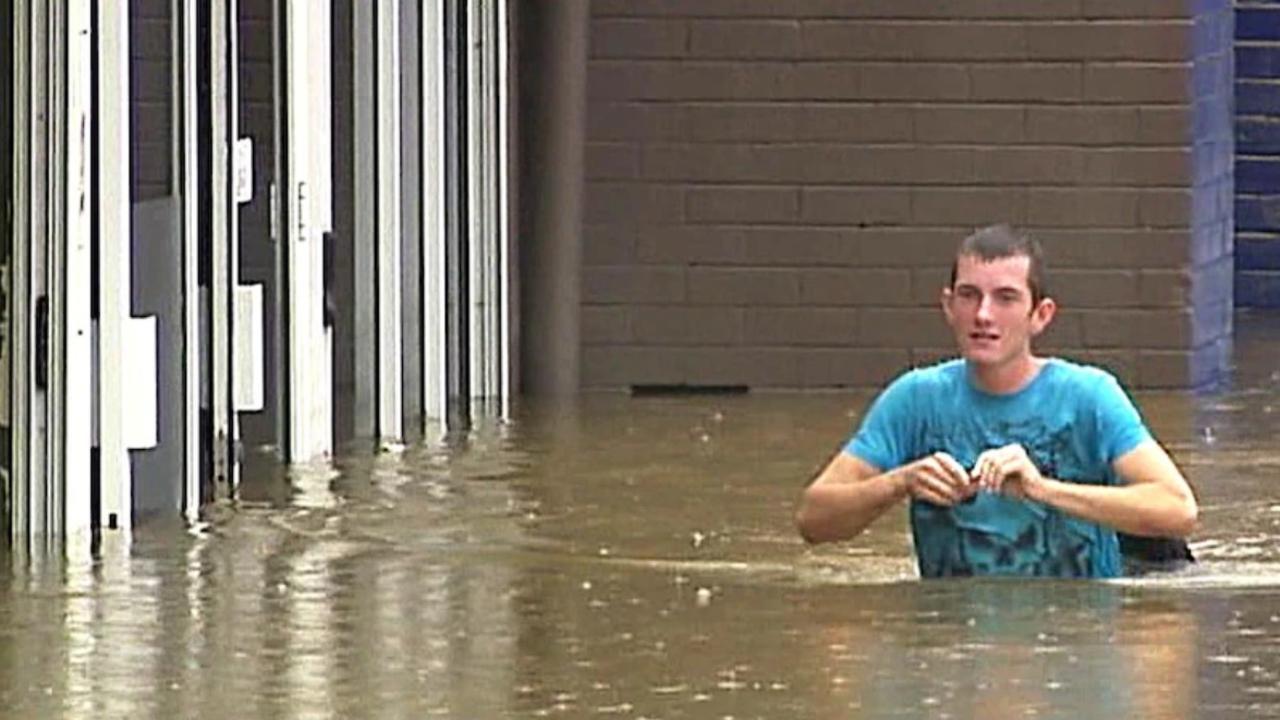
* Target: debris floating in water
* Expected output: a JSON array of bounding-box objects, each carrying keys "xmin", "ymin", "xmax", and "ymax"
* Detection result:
[
  {"xmin": 717, "ymin": 668, "xmax": 746, "ymax": 690},
  {"xmin": 692, "ymin": 531, "xmax": 707, "ymax": 548},
  {"xmin": 1207, "ymin": 655, "xmax": 1250, "ymax": 664},
  {"xmin": 696, "ymin": 587, "xmax": 713, "ymax": 606}
]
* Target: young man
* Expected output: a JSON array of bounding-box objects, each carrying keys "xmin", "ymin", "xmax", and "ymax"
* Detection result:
[{"xmin": 794, "ymin": 224, "xmax": 1198, "ymax": 578}]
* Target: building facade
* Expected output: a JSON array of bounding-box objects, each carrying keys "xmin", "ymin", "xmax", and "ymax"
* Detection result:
[
  {"xmin": 1, "ymin": 0, "xmax": 1240, "ymax": 542},
  {"xmin": 581, "ymin": 0, "xmax": 1236, "ymax": 392},
  {"xmin": 2, "ymin": 0, "xmax": 519, "ymax": 544}
]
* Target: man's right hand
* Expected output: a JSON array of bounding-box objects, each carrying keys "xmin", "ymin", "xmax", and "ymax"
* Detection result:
[
  {"xmin": 899, "ymin": 452, "xmax": 976, "ymax": 507},
  {"xmin": 797, "ymin": 450, "xmax": 976, "ymax": 544}
]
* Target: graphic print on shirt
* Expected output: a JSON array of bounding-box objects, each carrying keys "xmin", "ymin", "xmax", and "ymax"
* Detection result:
[{"xmin": 912, "ymin": 415, "xmax": 1106, "ymax": 577}]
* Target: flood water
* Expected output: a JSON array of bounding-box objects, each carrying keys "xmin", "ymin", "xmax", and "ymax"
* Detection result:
[{"xmin": 3, "ymin": 314, "xmax": 1280, "ymax": 719}]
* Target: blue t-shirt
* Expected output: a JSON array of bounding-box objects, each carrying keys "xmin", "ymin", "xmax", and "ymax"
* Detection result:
[{"xmin": 845, "ymin": 358, "xmax": 1152, "ymax": 579}]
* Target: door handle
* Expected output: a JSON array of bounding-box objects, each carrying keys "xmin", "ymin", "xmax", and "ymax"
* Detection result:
[
  {"xmin": 322, "ymin": 231, "xmax": 335, "ymax": 328},
  {"xmin": 35, "ymin": 295, "xmax": 48, "ymax": 390}
]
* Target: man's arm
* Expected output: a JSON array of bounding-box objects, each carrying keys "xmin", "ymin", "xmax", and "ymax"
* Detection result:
[
  {"xmin": 796, "ymin": 450, "xmax": 973, "ymax": 544},
  {"xmin": 980, "ymin": 440, "xmax": 1198, "ymax": 538}
]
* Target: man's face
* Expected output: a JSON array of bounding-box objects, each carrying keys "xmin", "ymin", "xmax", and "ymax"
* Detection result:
[{"xmin": 942, "ymin": 254, "xmax": 1055, "ymax": 368}]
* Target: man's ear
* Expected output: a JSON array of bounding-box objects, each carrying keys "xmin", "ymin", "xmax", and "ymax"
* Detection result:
[
  {"xmin": 940, "ymin": 287, "xmax": 954, "ymax": 323},
  {"xmin": 1029, "ymin": 297, "xmax": 1057, "ymax": 335}
]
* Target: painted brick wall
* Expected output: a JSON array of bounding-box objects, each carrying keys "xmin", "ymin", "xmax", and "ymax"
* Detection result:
[
  {"xmin": 1237, "ymin": 0, "xmax": 1280, "ymax": 307},
  {"xmin": 1189, "ymin": 0, "xmax": 1236, "ymax": 386},
  {"xmin": 582, "ymin": 0, "xmax": 1235, "ymax": 390}
]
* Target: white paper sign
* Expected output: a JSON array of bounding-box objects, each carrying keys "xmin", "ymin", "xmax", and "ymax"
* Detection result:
[{"xmin": 235, "ymin": 136, "xmax": 253, "ymax": 204}]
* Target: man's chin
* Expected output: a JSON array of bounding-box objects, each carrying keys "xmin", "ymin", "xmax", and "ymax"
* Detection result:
[{"xmin": 961, "ymin": 348, "xmax": 1004, "ymax": 365}]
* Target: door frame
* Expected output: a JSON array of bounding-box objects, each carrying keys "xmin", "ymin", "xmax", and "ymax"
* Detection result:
[{"xmin": 203, "ymin": 0, "xmax": 240, "ymax": 499}]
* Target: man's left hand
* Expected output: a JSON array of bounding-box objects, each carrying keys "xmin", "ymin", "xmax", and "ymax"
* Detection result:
[{"xmin": 971, "ymin": 444, "xmax": 1044, "ymax": 500}]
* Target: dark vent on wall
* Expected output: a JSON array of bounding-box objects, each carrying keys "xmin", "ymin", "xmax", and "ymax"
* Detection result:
[{"xmin": 630, "ymin": 385, "xmax": 750, "ymax": 397}]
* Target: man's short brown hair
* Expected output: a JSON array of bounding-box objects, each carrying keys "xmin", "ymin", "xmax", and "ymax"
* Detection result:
[{"xmin": 948, "ymin": 224, "xmax": 1048, "ymax": 306}]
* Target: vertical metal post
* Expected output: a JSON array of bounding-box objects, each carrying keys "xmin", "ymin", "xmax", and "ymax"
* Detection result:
[
  {"xmin": 444, "ymin": 0, "xmax": 470, "ymax": 426},
  {"xmin": 462, "ymin": 0, "xmax": 511, "ymax": 412},
  {"xmin": 227, "ymin": 0, "xmax": 242, "ymax": 490},
  {"xmin": 30, "ymin": 0, "xmax": 51, "ymax": 537},
  {"xmin": 465, "ymin": 0, "xmax": 484, "ymax": 403},
  {"xmin": 97, "ymin": 0, "xmax": 133, "ymax": 530},
  {"xmin": 399, "ymin": 0, "xmax": 422, "ymax": 438},
  {"xmin": 64, "ymin": 0, "xmax": 93, "ymax": 541},
  {"xmin": 9, "ymin": 0, "xmax": 34, "ymax": 543},
  {"xmin": 376, "ymin": 0, "xmax": 403, "ymax": 442},
  {"xmin": 45, "ymin": 0, "xmax": 65, "ymax": 538},
  {"xmin": 352, "ymin": 0, "xmax": 376, "ymax": 439},
  {"xmin": 272, "ymin": 0, "xmax": 292, "ymax": 459},
  {"xmin": 178, "ymin": 0, "xmax": 202, "ymax": 518},
  {"xmin": 52, "ymin": 0, "xmax": 95, "ymax": 543},
  {"xmin": 421, "ymin": 0, "xmax": 447, "ymax": 425},
  {"xmin": 497, "ymin": 0, "xmax": 513, "ymax": 413},
  {"xmin": 209, "ymin": 0, "xmax": 232, "ymax": 498}
]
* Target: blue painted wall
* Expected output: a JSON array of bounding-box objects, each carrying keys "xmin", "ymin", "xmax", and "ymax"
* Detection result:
[{"xmin": 1236, "ymin": 2, "xmax": 1280, "ymax": 307}]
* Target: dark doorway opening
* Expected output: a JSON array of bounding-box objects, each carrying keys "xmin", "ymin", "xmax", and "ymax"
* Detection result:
[{"xmin": 0, "ymin": 0, "xmax": 14, "ymax": 540}]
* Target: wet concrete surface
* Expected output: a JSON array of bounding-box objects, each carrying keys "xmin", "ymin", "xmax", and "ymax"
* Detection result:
[{"xmin": 2, "ymin": 312, "xmax": 1280, "ymax": 718}]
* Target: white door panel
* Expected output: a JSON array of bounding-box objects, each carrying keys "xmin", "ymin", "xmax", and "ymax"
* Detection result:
[{"xmin": 286, "ymin": 0, "xmax": 333, "ymax": 461}]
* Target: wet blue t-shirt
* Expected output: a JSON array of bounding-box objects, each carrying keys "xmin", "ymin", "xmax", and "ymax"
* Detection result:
[{"xmin": 845, "ymin": 358, "xmax": 1151, "ymax": 579}]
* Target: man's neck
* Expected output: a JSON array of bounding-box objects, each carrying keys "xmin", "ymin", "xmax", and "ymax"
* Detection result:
[{"xmin": 968, "ymin": 354, "xmax": 1046, "ymax": 395}]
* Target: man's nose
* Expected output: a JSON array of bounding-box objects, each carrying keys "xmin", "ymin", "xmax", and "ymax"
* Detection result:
[{"xmin": 975, "ymin": 295, "xmax": 994, "ymax": 321}]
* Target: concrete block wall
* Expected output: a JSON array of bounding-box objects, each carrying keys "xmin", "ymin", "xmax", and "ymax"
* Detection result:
[
  {"xmin": 1236, "ymin": 0, "xmax": 1280, "ymax": 307},
  {"xmin": 582, "ymin": 0, "xmax": 1235, "ymax": 390},
  {"xmin": 131, "ymin": 0, "xmax": 172, "ymax": 200}
]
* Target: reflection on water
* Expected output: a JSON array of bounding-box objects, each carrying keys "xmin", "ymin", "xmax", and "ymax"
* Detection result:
[{"xmin": 0, "ymin": 313, "xmax": 1279, "ymax": 718}]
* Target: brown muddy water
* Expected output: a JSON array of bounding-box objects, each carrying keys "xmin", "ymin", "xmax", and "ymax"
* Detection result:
[{"xmin": 3, "ymin": 314, "xmax": 1280, "ymax": 719}]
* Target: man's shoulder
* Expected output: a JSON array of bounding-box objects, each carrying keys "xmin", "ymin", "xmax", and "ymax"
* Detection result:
[
  {"xmin": 1043, "ymin": 357, "xmax": 1124, "ymax": 393},
  {"xmin": 884, "ymin": 358, "xmax": 966, "ymax": 395}
]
